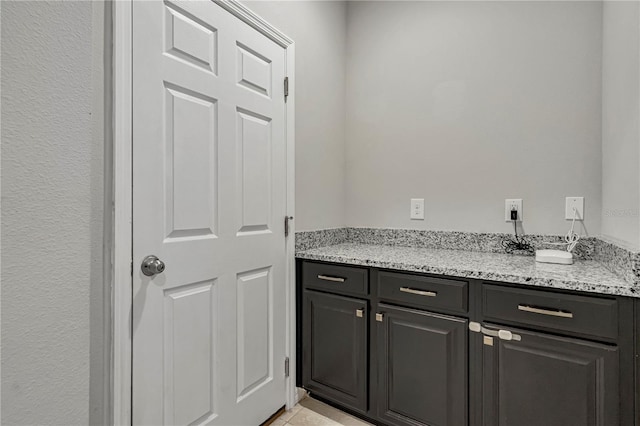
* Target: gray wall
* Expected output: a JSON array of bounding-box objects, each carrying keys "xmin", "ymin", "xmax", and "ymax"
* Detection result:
[
  {"xmin": 601, "ymin": 1, "xmax": 640, "ymax": 250},
  {"xmin": 345, "ymin": 1, "xmax": 603, "ymax": 236},
  {"xmin": 1, "ymin": 1, "xmax": 637, "ymax": 424},
  {"xmin": 244, "ymin": 1, "xmax": 348, "ymax": 231},
  {"xmin": 1, "ymin": 1, "xmax": 346, "ymax": 423},
  {"xmin": 1, "ymin": 1, "xmax": 108, "ymax": 424}
]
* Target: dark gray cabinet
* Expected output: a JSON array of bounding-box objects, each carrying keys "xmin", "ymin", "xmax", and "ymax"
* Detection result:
[
  {"xmin": 478, "ymin": 324, "xmax": 619, "ymax": 426},
  {"xmin": 377, "ymin": 271, "xmax": 468, "ymax": 314},
  {"xmin": 482, "ymin": 284, "xmax": 619, "ymax": 342},
  {"xmin": 302, "ymin": 290, "xmax": 368, "ymax": 413},
  {"xmin": 634, "ymin": 298, "xmax": 640, "ymax": 426},
  {"xmin": 376, "ymin": 304, "xmax": 468, "ymax": 426},
  {"xmin": 298, "ymin": 260, "xmax": 635, "ymax": 426}
]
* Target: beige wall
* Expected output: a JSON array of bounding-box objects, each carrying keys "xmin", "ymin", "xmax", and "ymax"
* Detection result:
[
  {"xmin": 345, "ymin": 1, "xmax": 603, "ymax": 236},
  {"xmin": 602, "ymin": 1, "xmax": 640, "ymax": 250},
  {"xmin": 244, "ymin": 1, "xmax": 348, "ymax": 231},
  {"xmin": 1, "ymin": 1, "xmax": 108, "ymax": 424}
]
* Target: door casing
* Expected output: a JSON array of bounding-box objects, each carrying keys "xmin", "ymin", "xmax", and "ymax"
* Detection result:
[{"xmin": 111, "ymin": 1, "xmax": 296, "ymax": 423}]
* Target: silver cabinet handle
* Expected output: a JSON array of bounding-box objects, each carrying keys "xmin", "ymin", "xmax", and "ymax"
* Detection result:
[
  {"xmin": 400, "ymin": 287, "xmax": 436, "ymax": 297},
  {"xmin": 518, "ymin": 304, "xmax": 573, "ymax": 318},
  {"xmin": 356, "ymin": 309, "xmax": 364, "ymax": 318},
  {"xmin": 317, "ymin": 275, "xmax": 345, "ymax": 283},
  {"xmin": 375, "ymin": 313, "xmax": 384, "ymax": 322}
]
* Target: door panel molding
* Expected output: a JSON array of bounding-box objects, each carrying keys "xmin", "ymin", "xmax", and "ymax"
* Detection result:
[{"xmin": 112, "ymin": 1, "xmax": 295, "ymax": 423}]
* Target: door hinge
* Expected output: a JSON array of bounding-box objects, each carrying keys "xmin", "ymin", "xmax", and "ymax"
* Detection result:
[
  {"xmin": 284, "ymin": 77, "xmax": 289, "ymax": 102},
  {"xmin": 284, "ymin": 216, "xmax": 293, "ymax": 237},
  {"xmin": 284, "ymin": 357, "xmax": 290, "ymax": 377}
]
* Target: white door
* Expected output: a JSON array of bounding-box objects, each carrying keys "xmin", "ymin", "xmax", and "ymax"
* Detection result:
[{"xmin": 132, "ymin": 1, "xmax": 289, "ymax": 424}]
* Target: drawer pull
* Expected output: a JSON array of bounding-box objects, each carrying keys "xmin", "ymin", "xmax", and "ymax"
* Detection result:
[
  {"xmin": 400, "ymin": 287, "xmax": 437, "ymax": 297},
  {"xmin": 375, "ymin": 313, "xmax": 384, "ymax": 322},
  {"xmin": 356, "ymin": 309, "xmax": 364, "ymax": 318},
  {"xmin": 317, "ymin": 274, "xmax": 346, "ymax": 283},
  {"xmin": 518, "ymin": 304, "xmax": 573, "ymax": 318}
]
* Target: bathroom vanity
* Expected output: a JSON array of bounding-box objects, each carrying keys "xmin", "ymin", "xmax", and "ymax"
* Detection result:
[{"xmin": 296, "ymin": 243, "xmax": 638, "ymax": 426}]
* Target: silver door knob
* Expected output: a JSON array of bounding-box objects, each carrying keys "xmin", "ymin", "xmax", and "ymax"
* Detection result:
[{"xmin": 141, "ymin": 255, "xmax": 165, "ymax": 276}]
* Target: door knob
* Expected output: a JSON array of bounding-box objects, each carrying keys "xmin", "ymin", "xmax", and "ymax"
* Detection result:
[{"xmin": 141, "ymin": 255, "xmax": 165, "ymax": 276}]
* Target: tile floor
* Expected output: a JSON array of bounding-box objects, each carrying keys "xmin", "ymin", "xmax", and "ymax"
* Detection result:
[{"xmin": 272, "ymin": 396, "xmax": 373, "ymax": 426}]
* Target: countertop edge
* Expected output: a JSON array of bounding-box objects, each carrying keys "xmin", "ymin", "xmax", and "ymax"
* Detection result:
[{"xmin": 296, "ymin": 251, "xmax": 639, "ymax": 299}]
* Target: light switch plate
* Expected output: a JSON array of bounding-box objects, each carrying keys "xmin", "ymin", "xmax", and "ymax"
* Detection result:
[
  {"xmin": 505, "ymin": 199, "xmax": 523, "ymax": 222},
  {"xmin": 565, "ymin": 197, "xmax": 584, "ymax": 220},
  {"xmin": 410, "ymin": 198, "xmax": 425, "ymax": 220}
]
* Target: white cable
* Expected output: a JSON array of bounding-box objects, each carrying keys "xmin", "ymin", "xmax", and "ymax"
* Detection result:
[
  {"xmin": 565, "ymin": 207, "xmax": 580, "ymax": 252},
  {"xmin": 546, "ymin": 207, "xmax": 581, "ymax": 252}
]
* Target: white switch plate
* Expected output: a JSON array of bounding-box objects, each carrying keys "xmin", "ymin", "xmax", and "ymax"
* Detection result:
[
  {"xmin": 505, "ymin": 199, "xmax": 523, "ymax": 222},
  {"xmin": 565, "ymin": 197, "xmax": 584, "ymax": 220},
  {"xmin": 410, "ymin": 198, "xmax": 425, "ymax": 220}
]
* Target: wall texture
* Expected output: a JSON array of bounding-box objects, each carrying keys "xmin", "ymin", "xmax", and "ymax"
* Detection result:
[
  {"xmin": 601, "ymin": 1, "xmax": 640, "ymax": 250},
  {"xmin": 243, "ymin": 1, "xmax": 348, "ymax": 231},
  {"xmin": 1, "ymin": 1, "xmax": 346, "ymax": 422},
  {"xmin": 1, "ymin": 1, "xmax": 107, "ymax": 424},
  {"xmin": 1, "ymin": 1, "xmax": 636, "ymax": 423},
  {"xmin": 345, "ymin": 1, "xmax": 603, "ymax": 236}
]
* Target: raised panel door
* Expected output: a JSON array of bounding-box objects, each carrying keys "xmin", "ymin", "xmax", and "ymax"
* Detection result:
[{"xmin": 376, "ymin": 304, "xmax": 467, "ymax": 426}]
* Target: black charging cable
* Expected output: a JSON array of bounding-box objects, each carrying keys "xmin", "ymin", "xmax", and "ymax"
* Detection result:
[{"xmin": 502, "ymin": 209, "xmax": 534, "ymax": 254}]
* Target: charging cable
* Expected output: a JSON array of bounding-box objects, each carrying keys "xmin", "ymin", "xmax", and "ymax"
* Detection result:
[
  {"xmin": 502, "ymin": 209, "xmax": 534, "ymax": 254},
  {"xmin": 564, "ymin": 207, "xmax": 581, "ymax": 252},
  {"xmin": 547, "ymin": 207, "xmax": 581, "ymax": 253}
]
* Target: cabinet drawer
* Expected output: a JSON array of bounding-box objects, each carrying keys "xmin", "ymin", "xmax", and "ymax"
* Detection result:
[
  {"xmin": 302, "ymin": 261, "xmax": 368, "ymax": 296},
  {"xmin": 377, "ymin": 271, "xmax": 468, "ymax": 314},
  {"xmin": 482, "ymin": 284, "xmax": 618, "ymax": 341}
]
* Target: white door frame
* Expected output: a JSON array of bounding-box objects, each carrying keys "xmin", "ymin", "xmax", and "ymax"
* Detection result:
[{"xmin": 111, "ymin": 1, "xmax": 296, "ymax": 423}]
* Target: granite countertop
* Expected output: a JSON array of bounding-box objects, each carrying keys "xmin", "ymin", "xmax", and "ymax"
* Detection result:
[{"xmin": 296, "ymin": 243, "xmax": 639, "ymax": 298}]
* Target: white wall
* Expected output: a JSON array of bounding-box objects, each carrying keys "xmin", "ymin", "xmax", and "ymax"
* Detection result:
[
  {"xmin": 345, "ymin": 1, "xmax": 603, "ymax": 236},
  {"xmin": 601, "ymin": 1, "xmax": 640, "ymax": 250},
  {"xmin": 244, "ymin": 1, "xmax": 348, "ymax": 231},
  {"xmin": 1, "ymin": 1, "xmax": 108, "ymax": 424}
]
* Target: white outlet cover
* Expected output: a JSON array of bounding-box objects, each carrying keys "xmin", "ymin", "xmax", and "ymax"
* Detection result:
[
  {"xmin": 505, "ymin": 199, "xmax": 523, "ymax": 222},
  {"xmin": 410, "ymin": 198, "xmax": 425, "ymax": 220},
  {"xmin": 565, "ymin": 197, "xmax": 584, "ymax": 220}
]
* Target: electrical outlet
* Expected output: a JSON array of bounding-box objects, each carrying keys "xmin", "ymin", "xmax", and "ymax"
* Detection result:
[
  {"xmin": 505, "ymin": 199, "xmax": 523, "ymax": 222},
  {"xmin": 410, "ymin": 198, "xmax": 425, "ymax": 220},
  {"xmin": 565, "ymin": 197, "xmax": 584, "ymax": 220}
]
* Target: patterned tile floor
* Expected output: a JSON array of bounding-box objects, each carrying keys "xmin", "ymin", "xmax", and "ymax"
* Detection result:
[{"xmin": 272, "ymin": 396, "xmax": 372, "ymax": 426}]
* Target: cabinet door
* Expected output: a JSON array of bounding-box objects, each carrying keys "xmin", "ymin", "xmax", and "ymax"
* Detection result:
[
  {"xmin": 303, "ymin": 290, "xmax": 368, "ymax": 413},
  {"xmin": 479, "ymin": 324, "xmax": 619, "ymax": 426},
  {"xmin": 377, "ymin": 304, "xmax": 468, "ymax": 426}
]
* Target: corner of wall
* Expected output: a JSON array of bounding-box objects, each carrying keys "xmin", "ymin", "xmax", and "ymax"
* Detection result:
[{"xmin": 601, "ymin": 0, "xmax": 640, "ymax": 251}]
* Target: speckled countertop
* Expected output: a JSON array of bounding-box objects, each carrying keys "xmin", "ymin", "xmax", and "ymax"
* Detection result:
[{"xmin": 296, "ymin": 243, "xmax": 639, "ymax": 298}]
